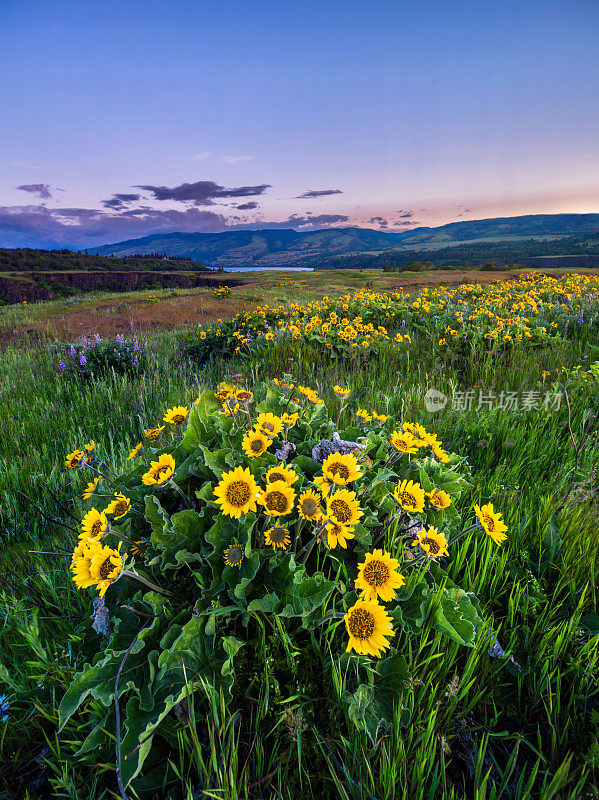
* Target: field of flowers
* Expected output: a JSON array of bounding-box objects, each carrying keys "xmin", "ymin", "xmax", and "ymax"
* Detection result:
[{"xmin": 1, "ymin": 271, "xmax": 599, "ymax": 799}]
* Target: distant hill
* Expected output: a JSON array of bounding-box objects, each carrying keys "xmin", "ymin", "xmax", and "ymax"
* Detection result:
[
  {"xmin": 0, "ymin": 248, "xmax": 208, "ymax": 273},
  {"xmin": 89, "ymin": 214, "xmax": 599, "ymax": 268}
]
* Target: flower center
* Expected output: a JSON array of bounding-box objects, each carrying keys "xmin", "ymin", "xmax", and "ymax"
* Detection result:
[
  {"xmin": 99, "ymin": 556, "xmax": 116, "ymax": 580},
  {"xmin": 172, "ymin": 414, "xmax": 185, "ymax": 424},
  {"xmin": 237, "ymin": 392, "xmax": 251, "ymax": 402},
  {"xmin": 266, "ymin": 491, "xmax": 289, "ymax": 513},
  {"xmin": 399, "ymin": 491, "xmax": 416, "ymax": 507},
  {"xmin": 483, "ymin": 513, "xmax": 495, "ymax": 531},
  {"xmin": 347, "ymin": 608, "xmax": 375, "ymax": 640},
  {"xmin": 268, "ymin": 471, "xmax": 286, "ymax": 483},
  {"xmin": 302, "ymin": 497, "xmax": 318, "ymax": 516},
  {"xmin": 362, "ymin": 560, "xmax": 390, "ymax": 587},
  {"xmin": 329, "ymin": 463, "xmax": 350, "ymax": 480},
  {"xmin": 114, "ymin": 501, "xmax": 128, "ymax": 516},
  {"xmin": 330, "ymin": 498, "xmax": 351, "ymax": 522},
  {"xmin": 262, "ymin": 422, "xmax": 275, "ymax": 433},
  {"xmin": 226, "ymin": 480, "xmax": 252, "ymax": 507},
  {"xmin": 269, "ymin": 527, "xmax": 288, "ymax": 544},
  {"xmin": 250, "ymin": 438, "xmax": 264, "ymax": 453},
  {"xmin": 422, "ymin": 537, "xmax": 440, "ymax": 554},
  {"xmin": 90, "ymin": 520, "xmax": 103, "ymax": 537},
  {"xmin": 154, "ymin": 465, "xmax": 170, "ymax": 480}
]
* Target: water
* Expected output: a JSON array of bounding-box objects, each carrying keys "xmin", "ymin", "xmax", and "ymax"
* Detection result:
[{"xmin": 213, "ymin": 266, "xmax": 314, "ymax": 273}]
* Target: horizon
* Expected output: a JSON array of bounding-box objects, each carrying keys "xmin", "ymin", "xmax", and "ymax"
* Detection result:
[{"xmin": 2, "ymin": 0, "xmax": 599, "ymax": 248}]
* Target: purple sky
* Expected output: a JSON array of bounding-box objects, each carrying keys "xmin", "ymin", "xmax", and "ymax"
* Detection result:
[{"xmin": 1, "ymin": 0, "xmax": 599, "ymax": 248}]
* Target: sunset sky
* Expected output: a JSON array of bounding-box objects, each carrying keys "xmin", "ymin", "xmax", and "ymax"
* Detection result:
[{"xmin": 1, "ymin": 0, "xmax": 599, "ymax": 247}]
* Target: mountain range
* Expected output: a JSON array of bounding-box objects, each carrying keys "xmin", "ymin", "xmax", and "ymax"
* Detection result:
[{"xmin": 90, "ymin": 213, "xmax": 599, "ymax": 269}]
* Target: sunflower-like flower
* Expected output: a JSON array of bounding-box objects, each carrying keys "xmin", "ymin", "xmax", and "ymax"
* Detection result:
[
  {"xmin": 356, "ymin": 409, "xmax": 372, "ymax": 423},
  {"xmin": 82, "ymin": 477, "xmax": 101, "ymax": 500},
  {"xmin": 235, "ymin": 388, "xmax": 254, "ymax": 404},
  {"xmin": 314, "ymin": 474, "xmax": 333, "ymax": 498},
  {"xmin": 333, "ymin": 386, "xmax": 351, "ymax": 399},
  {"xmin": 390, "ymin": 430, "xmax": 420, "ymax": 454},
  {"xmin": 71, "ymin": 539, "xmax": 100, "ymax": 583},
  {"xmin": 65, "ymin": 449, "xmax": 84, "ymax": 470},
  {"xmin": 87, "ymin": 542, "xmax": 125, "ymax": 597},
  {"xmin": 372, "ymin": 411, "xmax": 388, "ymax": 424},
  {"xmin": 84, "ymin": 441, "xmax": 95, "ymax": 453},
  {"xmin": 144, "ymin": 425, "xmax": 165, "ymax": 441},
  {"xmin": 474, "ymin": 503, "xmax": 508, "ymax": 545},
  {"xmin": 427, "ymin": 488, "xmax": 451, "ymax": 509},
  {"xmin": 393, "ymin": 479, "xmax": 425, "ymax": 514},
  {"xmin": 242, "ymin": 429, "xmax": 271, "ymax": 458},
  {"xmin": 127, "ymin": 442, "xmax": 143, "ymax": 460},
  {"xmin": 345, "ymin": 599, "xmax": 395, "ymax": 657},
  {"xmin": 297, "ymin": 489, "xmax": 322, "ymax": 521},
  {"xmin": 80, "ymin": 507, "xmax": 108, "ymax": 541},
  {"xmin": 326, "ymin": 489, "xmax": 362, "ymax": 527},
  {"xmin": 355, "ymin": 549, "xmax": 405, "ymax": 602},
  {"xmin": 265, "ymin": 464, "xmax": 298, "ymax": 486},
  {"xmin": 163, "ymin": 405, "xmax": 189, "ymax": 425},
  {"xmin": 214, "ymin": 466, "xmax": 259, "ymax": 519},
  {"xmin": 411, "ymin": 527, "xmax": 449, "ymax": 559},
  {"xmin": 264, "ymin": 525, "xmax": 291, "ymax": 550},
  {"xmin": 254, "ymin": 413, "xmax": 283, "ymax": 438},
  {"xmin": 325, "ymin": 520, "xmax": 355, "ymax": 549},
  {"xmin": 224, "ymin": 544, "xmax": 245, "ymax": 566},
  {"xmin": 322, "ymin": 452, "xmax": 362, "ymax": 486},
  {"xmin": 105, "ymin": 492, "xmax": 131, "ymax": 520},
  {"xmin": 215, "ymin": 382, "xmax": 236, "ymax": 402},
  {"xmin": 258, "ymin": 481, "xmax": 296, "ymax": 517},
  {"xmin": 142, "ymin": 453, "xmax": 175, "ymax": 486},
  {"xmin": 281, "ymin": 412, "xmax": 299, "ymax": 427}
]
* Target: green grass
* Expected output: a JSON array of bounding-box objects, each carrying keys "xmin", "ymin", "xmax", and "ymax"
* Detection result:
[{"xmin": 1, "ymin": 281, "xmax": 599, "ymax": 799}]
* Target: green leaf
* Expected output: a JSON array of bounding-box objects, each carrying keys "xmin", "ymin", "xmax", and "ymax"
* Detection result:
[
  {"xmin": 346, "ymin": 650, "xmax": 410, "ymax": 742},
  {"xmin": 390, "ymin": 581, "xmax": 431, "ymax": 635},
  {"xmin": 432, "ymin": 588, "xmax": 485, "ymax": 647}
]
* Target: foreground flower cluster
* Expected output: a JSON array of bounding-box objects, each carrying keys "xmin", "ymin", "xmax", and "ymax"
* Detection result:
[{"xmin": 58, "ymin": 382, "xmax": 509, "ymax": 785}]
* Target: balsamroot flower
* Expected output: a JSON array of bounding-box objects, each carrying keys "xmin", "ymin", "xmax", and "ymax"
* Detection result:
[
  {"xmin": 264, "ymin": 526, "xmax": 291, "ymax": 550},
  {"xmin": 322, "ymin": 452, "xmax": 362, "ymax": 485},
  {"xmin": 411, "ymin": 527, "xmax": 449, "ymax": 559},
  {"xmin": 326, "ymin": 489, "xmax": 362, "ymax": 527},
  {"xmin": 355, "ymin": 549, "xmax": 405, "ymax": 602},
  {"xmin": 142, "ymin": 453, "xmax": 175, "ymax": 486},
  {"xmin": 474, "ymin": 503, "xmax": 508, "ymax": 545},
  {"xmin": 242, "ymin": 429, "xmax": 271, "ymax": 458},
  {"xmin": 105, "ymin": 492, "xmax": 131, "ymax": 520},
  {"xmin": 265, "ymin": 464, "xmax": 298, "ymax": 486},
  {"xmin": 258, "ymin": 481, "xmax": 296, "ymax": 517},
  {"xmin": 393, "ymin": 479, "xmax": 425, "ymax": 514},
  {"xmin": 345, "ymin": 599, "xmax": 395, "ymax": 657},
  {"xmin": 213, "ymin": 466, "xmax": 259, "ymax": 518},
  {"xmin": 163, "ymin": 406, "xmax": 189, "ymax": 425}
]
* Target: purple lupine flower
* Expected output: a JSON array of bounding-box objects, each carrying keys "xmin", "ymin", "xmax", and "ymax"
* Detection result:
[
  {"xmin": 79, "ymin": 353, "xmax": 87, "ymax": 366},
  {"xmin": 94, "ymin": 333, "xmax": 101, "ymax": 344},
  {"xmin": 132, "ymin": 337, "xmax": 139, "ymax": 352},
  {"xmin": 133, "ymin": 355, "xmax": 139, "ymax": 366},
  {"xmin": 58, "ymin": 360, "xmax": 66, "ymax": 370},
  {"xmin": 70, "ymin": 345, "xmax": 76, "ymax": 356},
  {"xmin": 401, "ymin": 320, "xmax": 406, "ymax": 328},
  {"xmin": 115, "ymin": 334, "xmax": 124, "ymax": 345}
]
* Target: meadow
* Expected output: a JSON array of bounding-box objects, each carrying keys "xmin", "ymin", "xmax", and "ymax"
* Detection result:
[{"xmin": 1, "ymin": 269, "xmax": 598, "ymax": 800}]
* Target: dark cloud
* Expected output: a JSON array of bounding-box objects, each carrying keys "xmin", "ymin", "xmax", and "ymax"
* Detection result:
[
  {"xmin": 17, "ymin": 183, "xmax": 52, "ymax": 199},
  {"xmin": 236, "ymin": 201, "xmax": 259, "ymax": 210},
  {"xmin": 397, "ymin": 211, "xmax": 414, "ymax": 218},
  {"xmin": 285, "ymin": 213, "xmax": 349, "ymax": 227},
  {"xmin": 135, "ymin": 180, "xmax": 271, "ymax": 205},
  {"xmin": 393, "ymin": 219, "xmax": 420, "ymax": 227},
  {"xmin": 102, "ymin": 193, "xmax": 141, "ymax": 210},
  {"xmin": 296, "ymin": 189, "xmax": 343, "ymax": 199}
]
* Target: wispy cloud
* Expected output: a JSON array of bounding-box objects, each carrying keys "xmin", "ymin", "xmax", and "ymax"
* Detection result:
[
  {"xmin": 221, "ymin": 155, "xmax": 253, "ymax": 164},
  {"xmin": 17, "ymin": 183, "xmax": 52, "ymax": 199},
  {"xmin": 102, "ymin": 193, "xmax": 141, "ymax": 210},
  {"xmin": 236, "ymin": 201, "xmax": 259, "ymax": 210},
  {"xmin": 193, "ymin": 152, "xmax": 212, "ymax": 160},
  {"xmin": 297, "ymin": 189, "xmax": 343, "ymax": 199},
  {"xmin": 135, "ymin": 179, "xmax": 271, "ymax": 205}
]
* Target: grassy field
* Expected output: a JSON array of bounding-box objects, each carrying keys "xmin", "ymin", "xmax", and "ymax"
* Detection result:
[{"xmin": 1, "ymin": 269, "xmax": 598, "ymax": 799}]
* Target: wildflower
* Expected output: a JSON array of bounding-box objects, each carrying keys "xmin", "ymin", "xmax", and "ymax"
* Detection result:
[
  {"xmin": 411, "ymin": 527, "xmax": 449, "ymax": 559},
  {"xmin": 333, "ymin": 386, "xmax": 351, "ymax": 398},
  {"xmin": 79, "ymin": 354, "xmax": 87, "ymax": 366},
  {"xmin": 356, "ymin": 409, "xmax": 372, "ymax": 423},
  {"xmin": 345, "ymin": 599, "xmax": 395, "ymax": 657},
  {"xmin": 70, "ymin": 345, "xmax": 76, "ymax": 356},
  {"xmin": 314, "ymin": 474, "xmax": 333, "ymax": 497},
  {"xmin": 265, "ymin": 464, "xmax": 298, "ymax": 486},
  {"xmin": 224, "ymin": 544, "xmax": 245, "ymax": 566},
  {"xmin": 254, "ymin": 413, "xmax": 284, "ymax": 438},
  {"xmin": 393, "ymin": 479, "xmax": 425, "ymax": 514},
  {"xmin": 0, "ymin": 694, "xmax": 9, "ymax": 723},
  {"xmin": 281, "ymin": 412, "xmax": 299, "ymax": 426},
  {"xmin": 372, "ymin": 411, "xmax": 388, "ymax": 424},
  {"xmin": 474, "ymin": 503, "xmax": 508, "ymax": 545},
  {"xmin": 242, "ymin": 429, "xmax": 272, "ymax": 458},
  {"xmin": 94, "ymin": 334, "xmax": 102, "ymax": 344},
  {"xmin": 326, "ymin": 520, "xmax": 355, "ymax": 549},
  {"xmin": 215, "ymin": 382, "xmax": 236, "ymax": 401},
  {"xmin": 84, "ymin": 441, "xmax": 95, "ymax": 453},
  {"xmin": 127, "ymin": 442, "xmax": 142, "ymax": 460},
  {"xmin": 80, "ymin": 508, "xmax": 108, "ymax": 541},
  {"xmin": 264, "ymin": 525, "xmax": 291, "ymax": 550},
  {"xmin": 142, "ymin": 453, "xmax": 176, "ymax": 486},
  {"xmin": 235, "ymin": 388, "xmax": 254, "ymax": 404},
  {"xmin": 82, "ymin": 477, "xmax": 101, "ymax": 500},
  {"xmin": 390, "ymin": 430, "xmax": 420, "ymax": 454},
  {"xmin": 214, "ymin": 466, "xmax": 259, "ymax": 519},
  {"xmin": 65, "ymin": 448, "xmax": 84, "ymax": 470},
  {"xmin": 326, "ymin": 488, "xmax": 362, "ymax": 527},
  {"xmin": 105, "ymin": 492, "xmax": 131, "ymax": 520},
  {"xmin": 115, "ymin": 334, "xmax": 124, "ymax": 345},
  {"xmin": 355, "ymin": 550, "xmax": 404, "ymax": 602},
  {"xmin": 258, "ymin": 481, "xmax": 296, "ymax": 516},
  {"xmin": 297, "ymin": 489, "xmax": 322, "ymax": 521},
  {"xmin": 427, "ymin": 488, "xmax": 452, "ymax": 509},
  {"xmin": 144, "ymin": 425, "xmax": 165, "ymax": 440},
  {"xmin": 72, "ymin": 541, "xmax": 125, "ymax": 598},
  {"xmin": 163, "ymin": 406, "xmax": 189, "ymax": 425},
  {"xmin": 132, "ymin": 337, "xmax": 139, "ymax": 352},
  {"xmin": 133, "ymin": 355, "xmax": 139, "ymax": 366},
  {"xmin": 322, "ymin": 452, "xmax": 362, "ymax": 486},
  {"xmin": 58, "ymin": 360, "xmax": 66, "ymax": 370}
]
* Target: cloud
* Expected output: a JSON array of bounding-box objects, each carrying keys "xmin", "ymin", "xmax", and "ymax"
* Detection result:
[
  {"xmin": 135, "ymin": 180, "xmax": 271, "ymax": 205},
  {"xmin": 396, "ymin": 211, "xmax": 414, "ymax": 218},
  {"xmin": 296, "ymin": 189, "xmax": 343, "ymax": 199},
  {"xmin": 102, "ymin": 193, "xmax": 141, "ymax": 210},
  {"xmin": 284, "ymin": 213, "xmax": 349, "ymax": 228},
  {"xmin": 236, "ymin": 201, "xmax": 259, "ymax": 210},
  {"xmin": 194, "ymin": 152, "xmax": 212, "ymax": 160},
  {"xmin": 393, "ymin": 219, "xmax": 420, "ymax": 227},
  {"xmin": 222, "ymin": 155, "xmax": 253, "ymax": 164},
  {"xmin": 17, "ymin": 183, "xmax": 52, "ymax": 199}
]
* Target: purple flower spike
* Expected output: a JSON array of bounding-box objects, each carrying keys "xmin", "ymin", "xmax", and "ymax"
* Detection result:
[
  {"xmin": 133, "ymin": 355, "xmax": 139, "ymax": 366},
  {"xmin": 70, "ymin": 345, "xmax": 76, "ymax": 355},
  {"xmin": 58, "ymin": 360, "xmax": 66, "ymax": 370},
  {"xmin": 79, "ymin": 354, "xmax": 87, "ymax": 366},
  {"xmin": 94, "ymin": 334, "xmax": 101, "ymax": 344},
  {"xmin": 133, "ymin": 337, "xmax": 139, "ymax": 352},
  {"xmin": 115, "ymin": 334, "xmax": 124, "ymax": 345}
]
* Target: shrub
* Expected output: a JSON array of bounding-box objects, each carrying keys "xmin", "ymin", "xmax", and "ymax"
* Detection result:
[{"xmin": 56, "ymin": 334, "xmax": 146, "ymax": 380}]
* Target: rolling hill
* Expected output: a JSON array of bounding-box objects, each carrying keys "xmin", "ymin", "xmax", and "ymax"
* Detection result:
[{"xmin": 90, "ymin": 213, "xmax": 599, "ymax": 268}]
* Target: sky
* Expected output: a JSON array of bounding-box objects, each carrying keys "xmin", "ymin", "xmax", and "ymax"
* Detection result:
[{"xmin": 1, "ymin": 0, "xmax": 599, "ymax": 248}]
